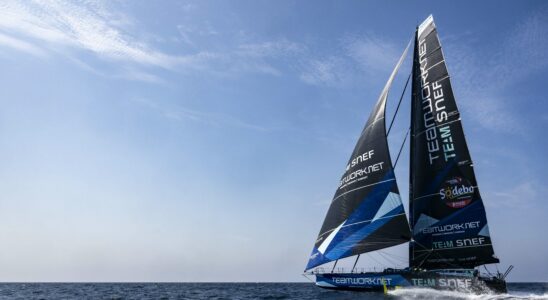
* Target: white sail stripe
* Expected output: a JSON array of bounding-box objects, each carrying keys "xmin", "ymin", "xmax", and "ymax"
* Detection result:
[
  {"xmin": 419, "ymin": 26, "xmax": 438, "ymax": 42},
  {"xmin": 436, "ymin": 74, "xmax": 450, "ymax": 83},
  {"xmin": 415, "ymin": 244, "xmax": 493, "ymax": 253},
  {"xmin": 317, "ymin": 212, "xmax": 408, "ymax": 238},
  {"xmin": 414, "ymin": 118, "xmax": 461, "ymax": 137},
  {"xmin": 332, "ymin": 178, "xmax": 396, "ymax": 203},
  {"xmin": 413, "ymin": 193, "xmax": 439, "ymax": 201},
  {"xmin": 425, "ymin": 59, "xmax": 445, "ymax": 72},
  {"xmin": 425, "ymin": 45, "xmax": 442, "ymax": 57},
  {"xmin": 341, "ymin": 212, "xmax": 407, "ymax": 230}
]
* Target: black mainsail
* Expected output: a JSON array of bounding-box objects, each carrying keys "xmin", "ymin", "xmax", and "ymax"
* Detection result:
[
  {"xmin": 409, "ymin": 15, "xmax": 499, "ymax": 269},
  {"xmin": 305, "ymin": 42, "xmax": 412, "ymax": 271}
]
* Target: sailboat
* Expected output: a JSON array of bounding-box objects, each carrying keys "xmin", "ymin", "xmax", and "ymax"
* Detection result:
[{"xmin": 303, "ymin": 15, "xmax": 512, "ymax": 293}]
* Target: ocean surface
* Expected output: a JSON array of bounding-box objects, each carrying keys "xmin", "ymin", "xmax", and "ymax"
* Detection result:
[{"xmin": 0, "ymin": 282, "xmax": 546, "ymax": 299}]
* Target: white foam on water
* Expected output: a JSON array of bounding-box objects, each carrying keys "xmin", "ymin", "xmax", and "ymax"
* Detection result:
[{"xmin": 388, "ymin": 287, "xmax": 548, "ymax": 300}]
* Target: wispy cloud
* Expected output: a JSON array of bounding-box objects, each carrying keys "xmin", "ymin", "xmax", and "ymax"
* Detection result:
[
  {"xmin": 176, "ymin": 23, "xmax": 218, "ymax": 48},
  {"xmin": 132, "ymin": 98, "xmax": 269, "ymax": 132},
  {"xmin": 343, "ymin": 34, "xmax": 400, "ymax": 72},
  {"xmin": 299, "ymin": 57, "xmax": 348, "ymax": 87},
  {"xmin": 491, "ymin": 181, "xmax": 544, "ymax": 209},
  {"xmin": 0, "ymin": 0, "xmax": 406, "ymax": 88},
  {"xmin": 298, "ymin": 34, "xmax": 404, "ymax": 87},
  {"xmin": 0, "ymin": 0, "xmax": 314, "ymax": 82},
  {"xmin": 0, "ymin": 0, "xmax": 224, "ymax": 82},
  {"xmin": 446, "ymin": 10, "xmax": 548, "ymax": 134},
  {"xmin": 0, "ymin": 0, "xmax": 185, "ymax": 69},
  {"xmin": 67, "ymin": 56, "xmax": 167, "ymax": 84},
  {"xmin": 0, "ymin": 32, "xmax": 46, "ymax": 57},
  {"xmin": 237, "ymin": 39, "xmax": 305, "ymax": 58}
]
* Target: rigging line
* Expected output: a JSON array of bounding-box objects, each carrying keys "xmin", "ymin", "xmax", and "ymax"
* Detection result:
[
  {"xmin": 387, "ymin": 71, "xmax": 412, "ymax": 136},
  {"xmin": 483, "ymin": 265, "xmax": 494, "ymax": 276},
  {"xmin": 331, "ymin": 260, "xmax": 338, "ymax": 273},
  {"xmin": 394, "ymin": 127, "xmax": 410, "ymax": 168},
  {"xmin": 377, "ymin": 251, "xmax": 401, "ymax": 267},
  {"xmin": 378, "ymin": 250, "xmax": 408, "ymax": 263},
  {"xmin": 377, "ymin": 253, "xmax": 406, "ymax": 263},
  {"xmin": 351, "ymin": 254, "xmax": 360, "ymax": 273},
  {"xmin": 380, "ymin": 251, "xmax": 406, "ymax": 266},
  {"xmin": 366, "ymin": 252, "xmax": 387, "ymax": 269},
  {"xmin": 378, "ymin": 249, "xmax": 408, "ymax": 260},
  {"xmin": 301, "ymin": 273, "xmax": 315, "ymax": 283}
]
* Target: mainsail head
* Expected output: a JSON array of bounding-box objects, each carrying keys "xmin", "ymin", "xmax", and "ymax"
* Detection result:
[
  {"xmin": 305, "ymin": 42, "xmax": 412, "ymax": 271},
  {"xmin": 409, "ymin": 15, "xmax": 499, "ymax": 269}
]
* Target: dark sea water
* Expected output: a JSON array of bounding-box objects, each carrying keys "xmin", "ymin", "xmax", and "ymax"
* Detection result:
[{"xmin": 0, "ymin": 282, "xmax": 546, "ymax": 299}]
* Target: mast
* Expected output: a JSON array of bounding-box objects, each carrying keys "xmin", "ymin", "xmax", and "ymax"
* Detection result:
[
  {"xmin": 305, "ymin": 41, "xmax": 412, "ymax": 271},
  {"xmin": 409, "ymin": 27, "xmax": 419, "ymax": 266},
  {"xmin": 408, "ymin": 15, "xmax": 499, "ymax": 269}
]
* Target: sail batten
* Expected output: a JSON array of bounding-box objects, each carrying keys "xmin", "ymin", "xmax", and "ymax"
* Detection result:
[
  {"xmin": 409, "ymin": 15, "xmax": 499, "ymax": 269},
  {"xmin": 305, "ymin": 41, "xmax": 412, "ymax": 271}
]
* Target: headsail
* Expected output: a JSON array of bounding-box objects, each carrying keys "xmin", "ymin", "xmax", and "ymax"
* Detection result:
[
  {"xmin": 305, "ymin": 42, "xmax": 412, "ymax": 271},
  {"xmin": 409, "ymin": 15, "xmax": 499, "ymax": 269}
]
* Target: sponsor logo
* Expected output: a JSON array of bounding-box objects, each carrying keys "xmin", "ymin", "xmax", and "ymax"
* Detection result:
[
  {"xmin": 422, "ymin": 221, "xmax": 480, "ymax": 235},
  {"xmin": 439, "ymin": 177, "xmax": 474, "ymax": 208},
  {"xmin": 432, "ymin": 237, "xmax": 486, "ymax": 249},
  {"xmin": 412, "ymin": 278, "xmax": 472, "ymax": 289},
  {"xmin": 333, "ymin": 277, "xmax": 392, "ymax": 286},
  {"xmin": 418, "ymin": 38, "xmax": 456, "ymax": 165}
]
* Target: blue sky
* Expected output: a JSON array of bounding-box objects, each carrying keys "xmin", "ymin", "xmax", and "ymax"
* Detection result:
[{"xmin": 0, "ymin": 0, "xmax": 546, "ymax": 282}]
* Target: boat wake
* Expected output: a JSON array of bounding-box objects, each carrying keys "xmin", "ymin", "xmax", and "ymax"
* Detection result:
[{"xmin": 388, "ymin": 287, "xmax": 548, "ymax": 300}]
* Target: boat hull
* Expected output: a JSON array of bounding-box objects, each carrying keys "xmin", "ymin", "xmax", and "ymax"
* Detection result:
[{"xmin": 315, "ymin": 271, "xmax": 507, "ymax": 293}]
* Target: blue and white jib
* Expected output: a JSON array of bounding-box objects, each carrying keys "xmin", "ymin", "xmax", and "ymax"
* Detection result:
[{"xmin": 306, "ymin": 180, "xmax": 406, "ymax": 270}]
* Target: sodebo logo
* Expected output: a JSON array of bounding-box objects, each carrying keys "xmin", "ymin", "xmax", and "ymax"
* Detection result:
[{"xmin": 439, "ymin": 177, "xmax": 474, "ymax": 208}]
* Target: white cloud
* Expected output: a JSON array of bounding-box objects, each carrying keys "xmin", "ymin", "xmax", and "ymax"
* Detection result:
[
  {"xmin": 0, "ymin": 32, "xmax": 46, "ymax": 57},
  {"xmin": 0, "ymin": 0, "xmax": 183, "ymax": 69},
  {"xmin": 0, "ymin": 0, "xmax": 229, "ymax": 82},
  {"xmin": 0, "ymin": 0, "xmax": 307, "ymax": 81}
]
